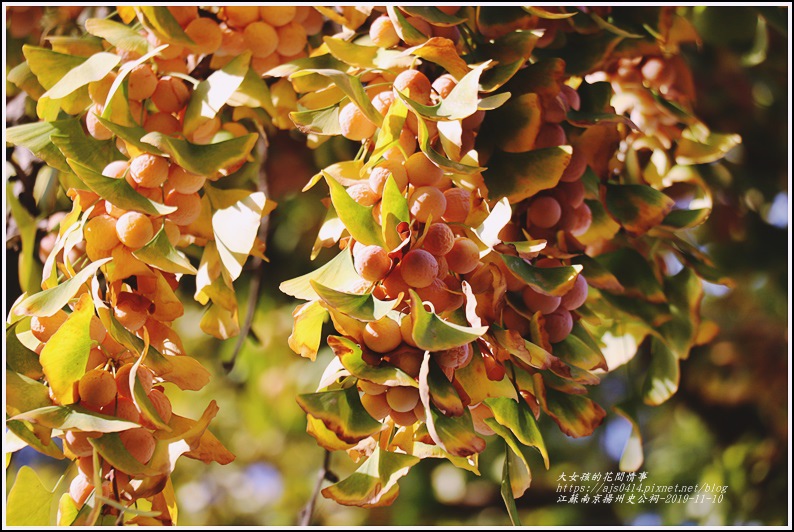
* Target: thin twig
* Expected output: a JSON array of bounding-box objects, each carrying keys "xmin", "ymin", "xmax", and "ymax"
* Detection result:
[
  {"xmin": 223, "ymin": 128, "xmax": 271, "ymax": 373},
  {"xmin": 297, "ymin": 449, "xmax": 335, "ymax": 526}
]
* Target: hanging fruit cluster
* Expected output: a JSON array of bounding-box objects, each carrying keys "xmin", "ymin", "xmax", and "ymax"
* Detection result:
[
  {"xmin": 276, "ymin": 5, "xmax": 737, "ymax": 514},
  {"xmin": 5, "ymin": 5, "xmax": 739, "ymax": 525}
]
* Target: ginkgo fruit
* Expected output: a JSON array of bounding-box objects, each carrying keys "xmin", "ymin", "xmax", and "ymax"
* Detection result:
[
  {"xmin": 146, "ymin": 389, "xmax": 173, "ymax": 425},
  {"xmin": 354, "ymin": 244, "xmax": 392, "ymax": 282},
  {"xmin": 368, "ymin": 161, "xmax": 408, "ymax": 194},
  {"xmin": 361, "ymin": 391, "xmax": 391, "ymax": 420},
  {"xmin": 116, "ymin": 363, "xmax": 154, "ymax": 398},
  {"xmin": 393, "ymin": 69, "xmax": 432, "ymax": 104},
  {"xmin": 405, "ymin": 152, "xmax": 443, "ymax": 187},
  {"xmin": 151, "ymin": 76, "xmax": 190, "ymax": 113},
  {"xmin": 545, "ymin": 309, "xmax": 573, "ymax": 343},
  {"xmin": 446, "ymin": 237, "xmax": 480, "ymax": 274},
  {"xmin": 260, "ymin": 6, "xmax": 296, "ymax": 26},
  {"xmin": 409, "ymin": 186, "xmax": 446, "ymax": 223},
  {"xmin": 369, "ymin": 15, "xmax": 399, "ymax": 48},
  {"xmin": 84, "ymin": 214, "xmax": 121, "ymax": 251},
  {"xmin": 528, "ymin": 196, "xmax": 562, "ymax": 228},
  {"xmin": 185, "ymin": 17, "xmax": 223, "ymax": 55},
  {"xmin": 363, "ymin": 317, "xmax": 402, "ymax": 353},
  {"xmin": 119, "ymin": 428, "xmax": 156, "ymax": 466},
  {"xmin": 116, "ymin": 212, "xmax": 154, "ymax": 249},
  {"xmin": 421, "ymin": 223, "xmax": 455, "ymax": 256},
  {"xmin": 276, "ymin": 22, "xmax": 307, "ymax": 56},
  {"xmin": 243, "ymin": 21, "xmax": 279, "ymax": 58},
  {"xmin": 167, "ymin": 165, "xmax": 206, "ymax": 194},
  {"xmin": 400, "ymin": 249, "xmax": 438, "ymax": 288},
  {"xmin": 78, "ymin": 369, "xmax": 117, "ymax": 408},
  {"xmin": 339, "ymin": 102, "xmax": 377, "ymax": 141},
  {"xmin": 126, "ymin": 64, "xmax": 158, "ymax": 101},
  {"xmin": 522, "ymin": 286, "xmax": 561, "ymax": 315},
  {"xmin": 223, "ymin": 5, "xmax": 260, "ymax": 27},
  {"xmin": 130, "ymin": 153, "xmax": 169, "ymax": 188},
  {"xmin": 386, "ymin": 386, "xmax": 420, "ymax": 413},
  {"xmin": 164, "ymin": 190, "xmax": 202, "ymax": 226},
  {"xmin": 560, "ymin": 274, "xmax": 588, "ymax": 310},
  {"xmin": 442, "ymin": 188, "xmax": 471, "ymax": 223}
]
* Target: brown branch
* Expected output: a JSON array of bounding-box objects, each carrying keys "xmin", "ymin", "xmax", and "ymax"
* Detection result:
[{"xmin": 297, "ymin": 449, "xmax": 336, "ymax": 526}]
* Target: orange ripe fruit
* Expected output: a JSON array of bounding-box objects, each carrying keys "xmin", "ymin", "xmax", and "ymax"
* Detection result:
[
  {"xmin": 260, "ymin": 6, "xmax": 296, "ymax": 26},
  {"xmin": 522, "ymin": 286, "xmax": 561, "ymax": 315},
  {"xmin": 416, "ymin": 277, "xmax": 452, "ymax": 313},
  {"xmin": 372, "ymin": 90, "xmax": 395, "ymax": 116},
  {"xmin": 432, "ymin": 74, "xmax": 457, "ymax": 99},
  {"xmin": 88, "ymin": 71, "xmax": 117, "ymax": 105},
  {"xmin": 243, "ymin": 21, "xmax": 279, "ymax": 58},
  {"xmin": 126, "ymin": 64, "xmax": 157, "ymax": 101},
  {"xmin": 545, "ymin": 309, "xmax": 573, "ymax": 343},
  {"xmin": 442, "ymin": 187, "xmax": 471, "ymax": 223},
  {"xmin": 151, "ymin": 76, "xmax": 190, "ymax": 113},
  {"xmin": 370, "ymin": 15, "xmax": 399, "ymax": 48},
  {"xmin": 393, "ymin": 69, "xmax": 432, "ymax": 104},
  {"xmin": 119, "ymin": 428, "xmax": 156, "ymax": 466},
  {"xmin": 86, "ymin": 104, "xmax": 112, "ymax": 140},
  {"xmin": 78, "ymin": 369, "xmax": 117, "ymax": 408},
  {"xmin": 363, "ymin": 317, "xmax": 402, "ymax": 353},
  {"xmin": 114, "ymin": 293, "xmax": 149, "ymax": 332},
  {"xmin": 302, "ymin": 8, "xmax": 324, "ymax": 35},
  {"xmin": 130, "ymin": 153, "xmax": 169, "ymax": 188},
  {"xmin": 421, "ymin": 223, "xmax": 455, "ymax": 256},
  {"xmin": 276, "ymin": 21, "xmax": 307, "ymax": 56},
  {"xmin": 144, "ymin": 112, "xmax": 182, "ymax": 136},
  {"xmin": 527, "ymin": 196, "xmax": 562, "ymax": 229},
  {"xmin": 146, "ymin": 388, "xmax": 173, "ymax": 425},
  {"xmin": 400, "ymin": 249, "xmax": 438, "ymax": 288},
  {"xmin": 223, "ymin": 6, "xmax": 260, "ymax": 28},
  {"xmin": 167, "ymin": 165, "xmax": 206, "ymax": 194},
  {"xmin": 369, "ymin": 160, "xmax": 408, "ymax": 194},
  {"xmin": 101, "ymin": 396, "xmax": 140, "ymax": 423},
  {"xmin": 381, "ymin": 265, "xmax": 411, "ymax": 300},
  {"xmin": 560, "ymin": 274, "xmax": 588, "ymax": 311},
  {"xmin": 64, "ymin": 430, "xmax": 101, "ymax": 457},
  {"xmin": 409, "ymin": 186, "xmax": 446, "ymax": 223},
  {"xmin": 84, "ymin": 214, "xmax": 120, "ymax": 252},
  {"xmin": 115, "ymin": 363, "xmax": 154, "ymax": 398},
  {"xmin": 361, "ymin": 391, "xmax": 391, "ymax": 420},
  {"xmin": 339, "ymin": 102, "xmax": 377, "ymax": 141},
  {"xmin": 69, "ymin": 474, "xmax": 94, "ymax": 508},
  {"xmin": 347, "ymin": 183, "xmax": 379, "ymax": 206},
  {"xmin": 405, "ymin": 152, "xmax": 443, "ymax": 187},
  {"xmin": 386, "ymin": 386, "xmax": 420, "ymax": 412},
  {"xmin": 164, "ymin": 190, "xmax": 202, "ymax": 226},
  {"xmin": 167, "ymin": 6, "xmax": 198, "ymax": 27},
  {"xmin": 185, "ymin": 18, "xmax": 223, "ymax": 55},
  {"xmin": 446, "ymin": 237, "xmax": 480, "ymax": 274},
  {"xmin": 252, "ymin": 52, "xmax": 281, "ymax": 76},
  {"xmin": 354, "ymin": 244, "xmax": 392, "ymax": 282},
  {"xmin": 115, "ymin": 212, "xmax": 154, "ymax": 249}
]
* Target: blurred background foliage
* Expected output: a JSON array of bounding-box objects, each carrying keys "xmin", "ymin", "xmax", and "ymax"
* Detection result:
[{"xmin": 5, "ymin": 5, "xmax": 789, "ymax": 526}]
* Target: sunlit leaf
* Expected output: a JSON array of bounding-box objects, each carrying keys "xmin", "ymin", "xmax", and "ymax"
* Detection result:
[
  {"xmin": 6, "ymin": 119, "xmax": 85, "ymax": 173},
  {"xmin": 449, "ymin": 346, "xmax": 518, "ymax": 405},
  {"xmin": 204, "ymin": 186, "xmax": 272, "ymax": 281},
  {"xmin": 387, "ymin": 6, "xmax": 431, "ymax": 47},
  {"xmin": 10, "ymin": 405, "xmax": 140, "ymax": 433},
  {"xmin": 501, "ymin": 255, "xmax": 581, "ymax": 296},
  {"xmin": 290, "ymin": 104, "xmax": 342, "ymax": 136},
  {"xmin": 85, "ymin": 18, "xmax": 149, "ymax": 55},
  {"xmin": 139, "ymin": 132, "xmax": 258, "ymax": 177},
  {"xmin": 437, "ymin": 62, "xmax": 491, "ymax": 120},
  {"xmin": 483, "ymin": 147, "xmax": 572, "ymax": 203},
  {"xmin": 41, "ymin": 52, "xmax": 119, "ymax": 101},
  {"xmin": 499, "ymin": 448, "xmax": 523, "ymax": 526},
  {"xmin": 410, "ymin": 291, "xmax": 488, "ymax": 351},
  {"xmin": 324, "ymin": 171, "xmax": 385, "ymax": 247},
  {"xmin": 642, "ymin": 336, "xmax": 680, "ymax": 406},
  {"xmin": 535, "ymin": 374, "xmax": 606, "ymax": 438},
  {"xmin": 604, "ymin": 183, "xmax": 675, "ymax": 236},
  {"xmin": 322, "ymin": 447, "xmax": 420, "ymax": 507},
  {"xmin": 183, "ymin": 52, "xmax": 251, "ymax": 136},
  {"xmin": 137, "ymin": 6, "xmax": 194, "ymax": 46},
  {"xmin": 88, "ymin": 432, "xmax": 160, "ymax": 476},
  {"xmin": 67, "ymin": 158, "xmax": 175, "ymax": 216},
  {"xmin": 133, "ymin": 226, "xmax": 197, "ymax": 275},
  {"xmin": 312, "ymin": 281, "xmax": 400, "ymax": 322},
  {"xmin": 297, "ymin": 387, "xmax": 383, "ymax": 444},
  {"xmin": 675, "ymin": 129, "xmax": 742, "ymax": 165},
  {"xmin": 324, "ymin": 36, "xmax": 413, "ymax": 70},
  {"xmin": 491, "ymin": 326, "xmax": 554, "ymax": 370},
  {"xmin": 288, "ymin": 301, "xmax": 328, "ymax": 361},
  {"xmin": 613, "ymin": 402, "xmax": 644, "ymax": 472},
  {"xmin": 328, "ymin": 336, "xmax": 417, "ymax": 388},
  {"xmin": 280, "ymin": 248, "xmax": 361, "ymax": 301},
  {"xmin": 6, "ymin": 466, "xmax": 55, "ymax": 526},
  {"xmin": 421, "ymin": 356, "xmax": 465, "ymax": 416},
  {"xmin": 6, "ymin": 323, "xmax": 44, "ymax": 380},
  {"xmin": 485, "ymin": 397, "xmax": 549, "ymax": 468},
  {"xmin": 294, "ymin": 68, "xmax": 382, "ymax": 126}
]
